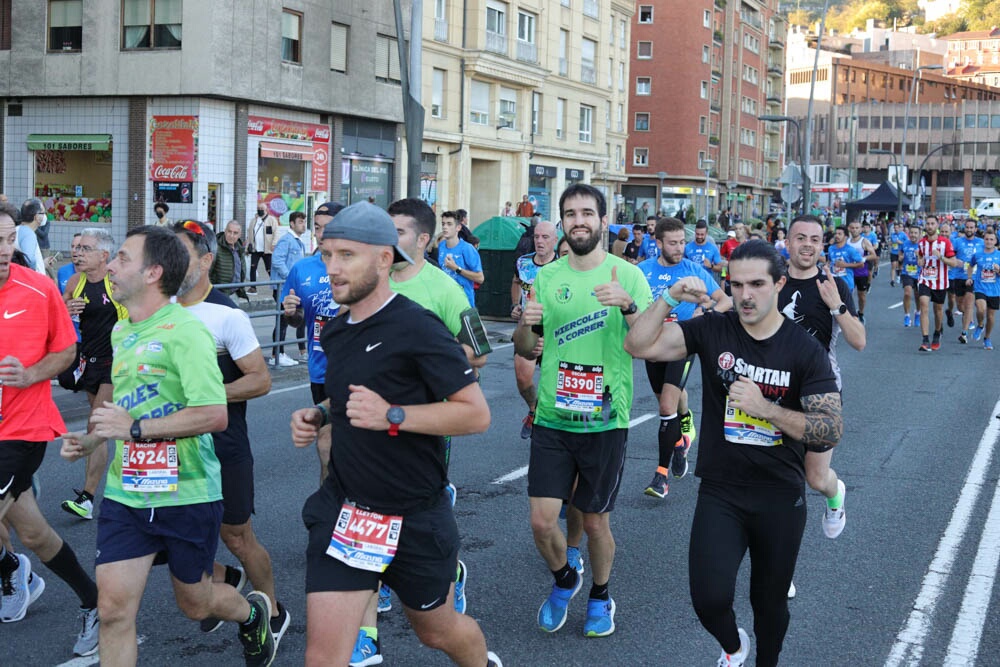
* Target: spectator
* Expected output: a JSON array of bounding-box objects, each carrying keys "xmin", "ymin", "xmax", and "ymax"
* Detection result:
[
  {"xmin": 611, "ymin": 227, "xmax": 630, "ymax": 257},
  {"xmin": 623, "ymin": 224, "xmax": 645, "ymax": 264},
  {"xmin": 438, "ymin": 210, "xmax": 485, "ymax": 306},
  {"xmin": 153, "ymin": 201, "xmax": 171, "ymax": 226},
  {"xmin": 456, "ymin": 208, "xmax": 475, "ymax": 243},
  {"xmin": 515, "ymin": 215, "xmax": 540, "ymax": 257},
  {"xmin": 16, "ymin": 198, "xmax": 47, "ymax": 274},
  {"xmin": 270, "ymin": 211, "xmax": 308, "ymax": 366},
  {"xmin": 502, "ymin": 201, "xmax": 515, "ymax": 216},
  {"xmin": 515, "ymin": 194, "xmax": 534, "ymax": 217},
  {"xmin": 211, "ymin": 219, "xmax": 247, "ymax": 298},
  {"xmin": 633, "ymin": 201, "xmax": 650, "ymax": 224},
  {"xmin": 247, "ymin": 203, "xmax": 278, "ymax": 293}
]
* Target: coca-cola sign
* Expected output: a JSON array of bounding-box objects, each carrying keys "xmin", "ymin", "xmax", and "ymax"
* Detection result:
[
  {"xmin": 248, "ymin": 115, "xmax": 330, "ymax": 143},
  {"xmin": 149, "ymin": 115, "xmax": 198, "ymax": 183}
]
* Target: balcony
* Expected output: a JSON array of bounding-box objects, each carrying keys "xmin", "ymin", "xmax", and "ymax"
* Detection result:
[
  {"xmin": 713, "ymin": 30, "xmax": 724, "ymax": 44},
  {"xmin": 764, "ymin": 123, "xmax": 780, "ymax": 134},
  {"xmin": 767, "ymin": 62, "xmax": 783, "ymax": 76},
  {"xmin": 581, "ymin": 64, "xmax": 596, "ymax": 85},
  {"xmin": 709, "ymin": 135, "xmax": 720, "ymax": 146},
  {"xmin": 764, "ymin": 149, "xmax": 780, "ymax": 161},
  {"xmin": 766, "ymin": 92, "xmax": 782, "ymax": 104},
  {"xmin": 434, "ymin": 18, "xmax": 448, "ymax": 42},
  {"xmin": 765, "ymin": 178, "xmax": 781, "ymax": 189},
  {"xmin": 711, "ymin": 57, "xmax": 722, "ymax": 76},
  {"xmin": 486, "ymin": 30, "xmax": 506, "ymax": 56},
  {"xmin": 710, "ymin": 96, "xmax": 722, "ymax": 112},
  {"xmin": 714, "ymin": 0, "xmax": 726, "ymax": 8},
  {"xmin": 769, "ymin": 34, "xmax": 784, "ymax": 49},
  {"xmin": 516, "ymin": 40, "xmax": 537, "ymax": 64}
]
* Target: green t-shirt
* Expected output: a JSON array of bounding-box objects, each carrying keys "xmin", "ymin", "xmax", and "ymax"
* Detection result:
[
  {"xmin": 105, "ymin": 303, "xmax": 227, "ymax": 509},
  {"xmin": 390, "ymin": 261, "xmax": 468, "ymax": 336},
  {"xmin": 533, "ymin": 254, "xmax": 653, "ymax": 433}
]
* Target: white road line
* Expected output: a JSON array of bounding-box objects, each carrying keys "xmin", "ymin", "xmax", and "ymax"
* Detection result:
[
  {"xmin": 491, "ymin": 342, "xmax": 514, "ymax": 350},
  {"xmin": 943, "ymin": 467, "xmax": 1000, "ymax": 666},
  {"xmin": 492, "ymin": 413, "xmax": 656, "ymax": 484},
  {"xmin": 55, "ymin": 637, "xmax": 145, "ymax": 667},
  {"xmin": 888, "ymin": 301, "xmax": 904, "ymax": 310},
  {"xmin": 266, "ymin": 383, "xmax": 309, "ymax": 396},
  {"xmin": 884, "ymin": 395, "xmax": 1000, "ymax": 667}
]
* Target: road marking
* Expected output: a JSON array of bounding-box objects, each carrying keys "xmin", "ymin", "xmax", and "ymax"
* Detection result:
[
  {"xmin": 884, "ymin": 394, "xmax": 1000, "ymax": 667},
  {"xmin": 266, "ymin": 383, "xmax": 309, "ymax": 396},
  {"xmin": 492, "ymin": 413, "xmax": 656, "ymax": 484},
  {"xmin": 888, "ymin": 301, "xmax": 904, "ymax": 310},
  {"xmin": 943, "ymin": 467, "xmax": 1000, "ymax": 666},
  {"xmin": 55, "ymin": 636, "xmax": 145, "ymax": 667},
  {"xmin": 491, "ymin": 342, "xmax": 514, "ymax": 350}
]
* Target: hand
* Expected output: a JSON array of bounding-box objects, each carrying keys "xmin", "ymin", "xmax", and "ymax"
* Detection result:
[
  {"xmin": 520, "ymin": 287, "xmax": 543, "ymax": 326},
  {"xmin": 346, "ymin": 385, "xmax": 393, "ymax": 431},
  {"xmin": 290, "ymin": 407, "xmax": 324, "ymax": 447},
  {"xmin": 510, "ymin": 303, "xmax": 523, "ymax": 320},
  {"xmin": 817, "ymin": 265, "xmax": 843, "ymax": 309},
  {"xmin": 90, "ymin": 401, "xmax": 134, "ymax": 440},
  {"xmin": 834, "ymin": 259, "xmax": 846, "ymax": 270},
  {"xmin": 283, "ymin": 288, "xmax": 301, "ymax": 315},
  {"xmin": 0, "ymin": 356, "xmax": 33, "ymax": 388},
  {"xmin": 594, "ymin": 266, "xmax": 633, "ymax": 309},
  {"xmin": 531, "ymin": 337, "xmax": 544, "ymax": 358},
  {"xmin": 45, "ymin": 255, "xmax": 58, "ymax": 268},
  {"xmin": 60, "ymin": 432, "xmax": 102, "ymax": 462},
  {"xmin": 727, "ymin": 376, "xmax": 772, "ymax": 420},
  {"xmin": 932, "ymin": 249, "xmax": 942, "ymax": 259},
  {"xmin": 67, "ymin": 297, "xmax": 86, "ymax": 317},
  {"xmin": 703, "ymin": 258, "xmax": 713, "ymax": 269},
  {"xmin": 443, "ymin": 254, "xmax": 459, "ymax": 271},
  {"xmin": 667, "ymin": 276, "xmax": 713, "ymax": 306}
]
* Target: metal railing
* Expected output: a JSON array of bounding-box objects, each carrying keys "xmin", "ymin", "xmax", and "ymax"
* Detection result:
[
  {"xmin": 434, "ymin": 19, "xmax": 448, "ymax": 42},
  {"xmin": 215, "ymin": 277, "xmax": 309, "ymax": 352},
  {"xmin": 486, "ymin": 30, "xmax": 506, "ymax": 55},
  {"xmin": 516, "ymin": 40, "xmax": 537, "ymax": 63}
]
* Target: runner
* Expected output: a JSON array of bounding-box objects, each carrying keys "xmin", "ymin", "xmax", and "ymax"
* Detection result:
[
  {"xmin": 622, "ymin": 225, "xmax": 644, "ymax": 264},
  {"xmin": 846, "ymin": 221, "xmax": 877, "ymax": 323},
  {"xmin": 861, "ymin": 221, "xmax": 880, "ymax": 278},
  {"xmin": 950, "ymin": 219, "xmax": 984, "ymax": 342},
  {"xmin": 0, "ymin": 205, "xmax": 100, "ymax": 656},
  {"xmin": 172, "ymin": 221, "xmax": 290, "ymax": 646},
  {"xmin": 510, "ymin": 220, "xmax": 559, "ymax": 440},
  {"xmin": 438, "ymin": 210, "xmax": 484, "ymax": 307},
  {"xmin": 889, "ymin": 221, "xmax": 907, "ymax": 287},
  {"xmin": 60, "ymin": 225, "xmax": 276, "ymax": 666},
  {"xmin": 624, "ymin": 239, "xmax": 843, "ymax": 667},
  {"xmin": 899, "ymin": 223, "xmax": 922, "ymax": 327},
  {"xmin": 916, "ymin": 215, "xmax": 962, "ymax": 351},
  {"xmin": 969, "ymin": 228, "xmax": 999, "ymax": 350},
  {"xmin": 684, "ymin": 220, "xmax": 726, "ymax": 281},
  {"xmin": 637, "ymin": 215, "xmax": 661, "ymax": 262},
  {"xmin": 290, "ymin": 201, "xmax": 502, "ymax": 667},
  {"xmin": 825, "ymin": 226, "xmax": 863, "ymax": 295},
  {"xmin": 514, "ymin": 183, "xmax": 653, "ymax": 638},
  {"xmin": 637, "ymin": 217, "xmax": 731, "ymax": 499},
  {"xmin": 61, "ymin": 228, "xmax": 128, "ymax": 520}
]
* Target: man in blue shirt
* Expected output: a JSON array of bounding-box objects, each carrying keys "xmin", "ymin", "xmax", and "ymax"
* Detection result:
[
  {"xmin": 58, "ymin": 234, "xmax": 83, "ymax": 341},
  {"xmin": 899, "ymin": 223, "xmax": 922, "ymax": 327},
  {"xmin": 889, "ymin": 222, "xmax": 907, "ymax": 287},
  {"xmin": 270, "ymin": 211, "xmax": 308, "ymax": 366},
  {"xmin": 437, "ymin": 210, "xmax": 484, "ymax": 306},
  {"xmin": 826, "ymin": 226, "xmax": 864, "ymax": 293},
  {"xmin": 684, "ymin": 220, "xmax": 725, "ymax": 280},
  {"xmin": 950, "ymin": 219, "xmax": 985, "ymax": 340},
  {"xmin": 637, "ymin": 215, "xmax": 660, "ymax": 262},
  {"xmin": 969, "ymin": 228, "xmax": 999, "ymax": 349}
]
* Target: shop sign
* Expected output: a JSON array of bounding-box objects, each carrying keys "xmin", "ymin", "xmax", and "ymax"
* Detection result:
[
  {"xmin": 530, "ymin": 164, "xmax": 557, "ymax": 178},
  {"xmin": 349, "ymin": 159, "xmax": 390, "ymax": 204},
  {"xmin": 311, "ymin": 142, "xmax": 329, "ymax": 191},
  {"xmin": 149, "ymin": 116, "xmax": 198, "ymax": 182},
  {"xmin": 565, "ymin": 168, "xmax": 584, "ymax": 180},
  {"xmin": 153, "ymin": 181, "xmax": 193, "ymax": 203},
  {"xmin": 248, "ymin": 116, "xmax": 330, "ymax": 143}
]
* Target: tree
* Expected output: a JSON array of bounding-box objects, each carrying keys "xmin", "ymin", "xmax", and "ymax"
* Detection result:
[{"xmin": 787, "ymin": 8, "xmax": 812, "ymax": 26}]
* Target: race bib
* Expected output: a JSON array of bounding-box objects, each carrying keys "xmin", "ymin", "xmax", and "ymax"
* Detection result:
[
  {"xmin": 73, "ymin": 356, "xmax": 87, "ymax": 384},
  {"xmin": 326, "ymin": 503, "xmax": 403, "ymax": 573},
  {"xmin": 904, "ymin": 264, "xmax": 917, "ymax": 275},
  {"xmin": 982, "ymin": 269, "xmax": 996, "ymax": 284},
  {"xmin": 922, "ymin": 264, "xmax": 937, "ymax": 278},
  {"xmin": 555, "ymin": 362, "xmax": 604, "ymax": 413},
  {"xmin": 121, "ymin": 440, "xmax": 178, "ymax": 492},
  {"xmin": 312, "ymin": 315, "xmax": 331, "ymax": 348},
  {"xmin": 832, "ymin": 265, "xmax": 847, "ymax": 277},
  {"xmin": 724, "ymin": 396, "xmax": 783, "ymax": 447}
]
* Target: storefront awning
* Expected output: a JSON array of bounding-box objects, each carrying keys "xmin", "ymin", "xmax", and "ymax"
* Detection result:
[
  {"xmin": 27, "ymin": 134, "xmax": 112, "ymax": 151},
  {"xmin": 259, "ymin": 141, "xmax": 314, "ymax": 161}
]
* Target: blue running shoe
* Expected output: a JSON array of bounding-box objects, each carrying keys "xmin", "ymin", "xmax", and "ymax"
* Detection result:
[
  {"xmin": 904, "ymin": 314, "xmax": 911, "ymax": 327},
  {"xmin": 454, "ymin": 560, "xmax": 468, "ymax": 614},
  {"xmin": 537, "ymin": 572, "xmax": 582, "ymax": 633},
  {"xmin": 583, "ymin": 597, "xmax": 616, "ymax": 637},
  {"xmin": 445, "ymin": 482, "xmax": 456, "ymax": 508},
  {"xmin": 915, "ymin": 312, "xmax": 921, "ymax": 327},
  {"xmin": 377, "ymin": 583, "xmax": 391, "ymax": 613},
  {"xmin": 985, "ymin": 338, "xmax": 994, "ymax": 351},
  {"xmin": 566, "ymin": 546, "xmax": 584, "ymax": 576},
  {"xmin": 974, "ymin": 326, "xmax": 984, "ymax": 341},
  {"xmin": 559, "ymin": 502, "xmax": 567, "ymax": 520},
  {"xmin": 350, "ymin": 628, "xmax": 383, "ymax": 667}
]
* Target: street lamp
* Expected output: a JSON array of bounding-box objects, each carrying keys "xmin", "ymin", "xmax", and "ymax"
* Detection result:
[
  {"xmin": 701, "ymin": 158, "xmax": 715, "ymax": 221},
  {"xmin": 900, "ymin": 64, "xmax": 943, "ymax": 223},
  {"xmin": 759, "ymin": 115, "xmax": 809, "ymax": 210},
  {"xmin": 656, "ymin": 171, "xmax": 668, "ymax": 215}
]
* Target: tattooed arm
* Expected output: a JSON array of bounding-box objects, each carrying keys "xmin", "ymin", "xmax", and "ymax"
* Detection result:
[{"xmin": 727, "ymin": 378, "xmax": 843, "ymax": 448}]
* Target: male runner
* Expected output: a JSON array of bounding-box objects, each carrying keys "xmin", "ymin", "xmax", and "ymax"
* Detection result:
[
  {"xmin": 290, "ymin": 202, "xmax": 501, "ymax": 667},
  {"xmin": 846, "ymin": 221, "xmax": 877, "ymax": 322},
  {"xmin": 0, "ymin": 206, "xmax": 100, "ymax": 656},
  {"xmin": 510, "ymin": 220, "xmax": 559, "ymax": 439},
  {"xmin": 917, "ymin": 215, "xmax": 962, "ymax": 351},
  {"xmin": 637, "ymin": 215, "xmax": 660, "ymax": 262},
  {"xmin": 950, "ymin": 219, "xmax": 984, "ymax": 341},
  {"xmin": 899, "ymin": 224, "xmax": 922, "ymax": 327},
  {"xmin": 684, "ymin": 220, "xmax": 725, "ymax": 280},
  {"xmin": 514, "ymin": 183, "xmax": 653, "ymax": 637},
  {"xmin": 172, "ymin": 221, "xmax": 289, "ymax": 645},
  {"xmin": 638, "ymin": 217, "xmax": 731, "ymax": 499},
  {"xmin": 861, "ymin": 221, "xmax": 880, "ymax": 277},
  {"xmin": 969, "ymin": 228, "xmax": 999, "ymax": 350},
  {"xmin": 60, "ymin": 226, "xmax": 275, "ymax": 667},
  {"xmin": 779, "ymin": 216, "xmax": 865, "ymax": 540},
  {"xmin": 438, "ymin": 210, "xmax": 484, "ymax": 307},
  {"xmin": 826, "ymin": 226, "xmax": 863, "ymax": 295},
  {"xmin": 889, "ymin": 221, "xmax": 907, "ymax": 287},
  {"xmin": 625, "ymin": 240, "xmax": 843, "ymax": 667},
  {"xmin": 61, "ymin": 228, "xmax": 128, "ymax": 520}
]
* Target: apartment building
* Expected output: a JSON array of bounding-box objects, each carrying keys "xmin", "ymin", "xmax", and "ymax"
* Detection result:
[
  {"xmin": 418, "ymin": 0, "xmax": 633, "ymax": 225},
  {"xmin": 945, "ymin": 27, "xmax": 1000, "ymax": 89}
]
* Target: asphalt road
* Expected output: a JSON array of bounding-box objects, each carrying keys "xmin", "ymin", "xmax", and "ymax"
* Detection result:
[{"xmin": 5, "ymin": 272, "xmax": 1000, "ymax": 666}]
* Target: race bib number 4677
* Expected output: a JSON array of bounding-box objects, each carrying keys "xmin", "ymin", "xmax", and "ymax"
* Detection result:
[{"xmin": 326, "ymin": 503, "xmax": 403, "ymax": 573}]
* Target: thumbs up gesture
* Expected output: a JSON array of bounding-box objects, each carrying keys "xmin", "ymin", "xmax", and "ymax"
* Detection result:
[
  {"xmin": 594, "ymin": 265, "xmax": 633, "ymax": 310},
  {"xmin": 283, "ymin": 288, "xmax": 301, "ymax": 315},
  {"xmin": 520, "ymin": 287, "xmax": 544, "ymax": 326}
]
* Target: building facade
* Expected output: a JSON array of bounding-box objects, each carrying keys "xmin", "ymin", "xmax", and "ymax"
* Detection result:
[{"xmin": 945, "ymin": 28, "xmax": 1000, "ymax": 89}]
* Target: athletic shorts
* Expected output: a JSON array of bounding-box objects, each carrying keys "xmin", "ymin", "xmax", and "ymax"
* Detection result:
[
  {"xmin": 310, "ymin": 382, "xmax": 328, "ymax": 406},
  {"xmin": 0, "ymin": 441, "xmax": 46, "ymax": 502},
  {"xmin": 854, "ymin": 275, "xmax": 871, "ymax": 292},
  {"xmin": 79, "ymin": 357, "xmax": 113, "ymax": 396},
  {"xmin": 949, "ymin": 279, "xmax": 971, "ymax": 297},
  {"xmin": 645, "ymin": 356, "xmax": 694, "ymax": 395},
  {"xmin": 527, "ymin": 424, "xmax": 628, "ymax": 514},
  {"xmin": 96, "ymin": 498, "xmax": 223, "ymax": 584},
  {"xmin": 890, "ymin": 253, "xmax": 899, "ymax": 263},
  {"xmin": 900, "ymin": 275, "xmax": 917, "ymax": 290},
  {"xmin": 918, "ymin": 284, "xmax": 948, "ymax": 304},
  {"xmin": 220, "ymin": 457, "xmax": 255, "ymax": 525},
  {"xmin": 302, "ymin": 484, "xmax": 458, "ymax": 611},
  {"xmin": 975, "ymin": 292, "xmax": 1000, "ymax": 310}
]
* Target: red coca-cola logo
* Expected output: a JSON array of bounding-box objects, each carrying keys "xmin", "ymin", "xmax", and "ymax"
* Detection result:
[
  {"xmin": 315, "ymin": 127, "xmax": 330, "ymax": 140},
  {"xmin": 314, "ymin": 146, "xmax": 328, "ymax": 166},
  {"xmin": 247, "ymin": 120, "xmax": 265, "ymax": 132},
  {"xmin": 153, "ymin": 165, "xmax": 189, "ymax": 180}
]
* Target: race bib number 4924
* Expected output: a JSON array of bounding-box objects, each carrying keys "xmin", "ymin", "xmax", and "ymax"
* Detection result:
[{"xmin": 121, "ymin": 440, "xmax": 178, "ymax": 492}]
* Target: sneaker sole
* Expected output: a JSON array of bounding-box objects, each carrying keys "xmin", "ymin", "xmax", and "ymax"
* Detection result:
[
  {"xmin": 0, "ymin": 555, "xmax": 33, "ymax": 623},
  {"xmin": 584, "ymin": 598, "xmax": 616, "ymax": 638},
  {"xmin": 271, "ymin": 606, "xmax": 291, "ymax": 652}
]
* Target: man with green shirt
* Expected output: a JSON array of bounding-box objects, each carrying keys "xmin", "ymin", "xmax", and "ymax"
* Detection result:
[
  {"xmin": 514, "ymin": 184, "xmax": 653, "ymax": 638},
  {"xmin": 61, "ymin": 226, "xmax": 276, "ymax": 667}
]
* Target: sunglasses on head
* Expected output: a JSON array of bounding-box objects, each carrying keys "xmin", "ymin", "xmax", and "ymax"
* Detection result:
[{"xmin": 181, "ymin": 220, "xmax": 207, "ymax": 237}]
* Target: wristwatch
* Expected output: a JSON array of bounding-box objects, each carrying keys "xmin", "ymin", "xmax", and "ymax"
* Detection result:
[
  {"xmin": 130, "ymin": 419, "xmax": 143, "ymax": 440},
  {"xmin": 620, "ymin": 301, "xmax": 638, "ymax": 316},
  {"xmin": 386, "ymin": 405, "xmax": 405, "ymax": 436},
  {"xmin": 830, "ymin": 303, "xmax": 848, "ymax": 316}
]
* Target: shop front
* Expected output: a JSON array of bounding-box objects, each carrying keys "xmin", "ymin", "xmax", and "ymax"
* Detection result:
[
  {"xmin": 339, "ymin": 118, "xmax": 397, "ymax": 209},
  {"xmin": 149, "ymin": 115, "xmax": 198, "ymax": 220},
  {"xmin": 248, "ymin": 115, "xmax": 330, "ymax": 224},
  {"xmin": 528, "ymin": 164, "xmax": 556, "ymax": 221},
  {"xmin": 28, "ymin": 134, "xmax": 113, "ymax": 223}
]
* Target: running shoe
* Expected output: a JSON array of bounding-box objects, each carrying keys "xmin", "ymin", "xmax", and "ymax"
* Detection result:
[
  {"xmin": 959, "ymin": 332, "xmax": 968, "ymax": 344},
  {"xmin": 27, "ymin": 572, "xmax": 44, "ymax": 606},
  {"xmin": 486, "ymin": 651, "xmax": 503, "ymax": 667},
  {"xmin": 672, "ymin": 435, "xmax": 692, "ymax": 479},
  {"xmin": 0, "ymin": 553, "xmax": 32, "ymax": 623},
  {"xmin": 60, "ymin": 489, "xmax": 94, "ymax": 520},
  {"xmin": 238, "ymin": 591, "xmax": 276, "ymax": 667},
  {"xmin": 643, "ymin": 471, "xmax": 669, "ymax": 498},
  {"xmin": 270, "ymin": 603, "xmax": 291, "ymax": 652},
  {"xmin": 350, "ymin": 628, "xmax": 383, "ymax": 667},
  {"xmin": 931, "ymin": 341, "xmax": 941, "ymax": 351},
  {"xmin": 583, "ymin": 597, "xmax": 616, "ymax": 637},
  {"xmin": 520, "ymin": 411, "xmax": 535, "ymax": 440},
  {"xmin": 822, "ymin": 480, "xmax": 847, "ymax": 539},
  {"xmin": 946, "ymin": 310, "xmax": 955, "ymax": 328},
  {"xmin": 974, "ymin": 326, "xmax": 985, "ymax": 341},
  {"xmin": 918, "ymin": 341, "xmax": 931, "ymax": 352},
  {"xmin": 716, "ymin": 627, "xmax": 751, "ymax": 667},
  {"xmin": 858, "ymin": 313, "xmax": 865, "ymax": 324},
  {"xmin": 903, "ymin": 314, "xmax": 911, "ymax": 327},
  {"xmin": 377, "ymin": 583, "xmax": 392, "ymax": 613},
  {"xmin": 201, "ymin": 565, "xmax": 247, "ymax": 632},
  {"xmin": 566, "ymin": 546, "xmax": 585, "ymax": 576},
  {"xmin": 969, "ymin": 320, "xmax": 977, "ymax": 331},
  {"xmin": 537, "ymin": 571, "xmax": 582, "ymax": 633},
  {"xmin": 73, "ymin": 607, "xmax": 100, "ymax": 657},
  {"xmin": 679, "ymin": 411, "xmax": 697, "ymax": 444},
  {"xmin": 787, "ymin": 581, "xmax": 796, "ymax": 599},
  {"xmin": 454, "ymin": 560, "xmax": 468, "ymax": 615},
  {"xmin": 276, "ymin": 353, "xmax": 298, "ymax": 367},
  {"xmin": 985, "ymin": 338, "xmax": 994, "ymax": 351},
  {"xmin": 445, "ymin": 481, "xmax": 456, "ymax": 508},
  {"xmin": 915, "ymin": 312, "xmax": 921, "ymax": 327}
]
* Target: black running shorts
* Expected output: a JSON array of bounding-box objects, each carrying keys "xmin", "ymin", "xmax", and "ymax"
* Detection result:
[
  {"xmin": 220, "ymin": 457, "xmax": 255, "ymax": 525},
  {"xmin": 949, "ymin": 279, "xmax": 972, "ymax": 297},
  {"xmin": 645, "ymin": 356, "xmax": 694, "ymax": 395},
  {"xmin": 854, "ymin": 275, "xmax": 871, "ymax": 292},
  {"xmin": 0, "ymin": 441, "xmax": 45, "ymax": 502},
  {"xmin": 310, "ymin": 382, "xmax": 328, "ymax": 405},
  {"xmin": 900, "ymin": 275, "xmax": 917, "ymax": 290},
  {"xmin": 975, "ymin": 292, "xmax": 1000, "ymax": 311},
  {"xmin": 528, "ymin": 424, "xmax": 628, "ymax": 514},
  {"xmin": 918, "ymin": 284, "xmax": 947, "ymax": 304}
]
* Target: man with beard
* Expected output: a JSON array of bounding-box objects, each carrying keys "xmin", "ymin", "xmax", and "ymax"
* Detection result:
[
  {"xmin": 514, "ymin": 184, "xmax": 652, "ymax": 638},
  {"xmin": 845, "ymin": 221, "xmax": 877, "ymax": 322},
  {"xmin": 625, "ymin": 240, "xmax": 842, "ymax": 667},
  {"xmin": 289, "ymin": 202, "xmax": 501, "ymax": 667},
  {"xmin": 917, "ymin": 215, "xmax": 962, "ymax": 351},
  {"xmin": 950, "ymin": 219, "xmax": 984, "ymax": 342}
]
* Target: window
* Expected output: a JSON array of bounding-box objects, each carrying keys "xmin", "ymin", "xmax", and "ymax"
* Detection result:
[
  {"xmin": 0, "ymin": 0, "xmax": 9, "ymax": 50},
  {"xmin": 619, "ymin": 19, "xmax": 626, "ymax": 48},
  {"xmin": 581, "ymin": 38, "xmax": 596, "ymax": 84},
  {"xmin": 618, "ymin": 62, "xmax": 624, "ymax": 91},
  {"xmin": 559, "ymin": 30, "xmax": 568, "ymax": 76},
  {"xmin": 556, "ymin": 98, "xmax": 566, "ymax": 138},
  {"xmin": 532, "ymin": 92, "xmax": 542, "ymax": 135},
  {"xmin": 616, "ymin": 104, "xmax": 623, "ymax": 132},
  {"xmin": 470, "ymin": 80, "xmax": 490, "ymax": 125},
  {"xmin": 637, "ymin": 41, "xmax": 652, "ymax": 59},
  {"xmin": 703, "ymin": 9, "xmax": 711, "ymax": 27},
  {"xmin": 609, "ymin": 14, "xmax": 615, "ymax": 46},
  {"xmin": 122, "ymin": 0, "xmax": 182, "ymax": 49},
  {"xmin": 517, "ymin": 10, "xmax": 535, "ymax": 43},
  {"xmin": 281, "ymin": 9, "xmax": 301, "ymax": 63},
  {"xmin": 330, "ymin": 22, "xmax": 348, "ymax": 72},
  {"xmin": 375, "ymin": 34, "xmax": 401, "ymax": 83},
  {"xmin": 608, "ymin": 58, "xmax": 613, "ymax": 88},
  {"xmin": 435, "ymin": 0, "xmax": 446, "ymax": 19},
  {"xmin": 699, "ymin": 116, "xmax": 707, "ymax": 134},
  {"xmin": 931, "ymin": 116, "xmax": 941, "ymax": 130},
  {"xmin": 49, "ymin": 0, "xmax": 82, "ymax": 51},
  {"xmin": 633, "ymin": 148, "xmax": 649, "ymax": 166},
  {"xmin": 499, "ymin": 87, "xmax": 517, "ymax": 127},
  {"xmin": 740, "ymin": 128, "xmax": 756, "ymax": 147},
  {"xmin": 742, "ymin": 65, "xmax": 758, "ymax": 84},
  {"xmin": 743, "ymin": 32, "xmax": 759, "ymax": 53},
  {"xmin": 700, "ymin": 81, "xmax": 707, "ymax": 98},
  {"xmin": 616, "ymin": 144, "xmax": 622, "ymax": 170},
  {"xmin": 431, "ymin": 68, "xmax": 445, "ymax": 117},
  {"xmin": 635, "ymin": 112, "xmax": 650, "ymax": 131},
  {"xmin": 638, "ymin": 5, "xmax": 653, "ymax": 23},
  {"xmin": 636, "ymin": 76, "xmax": 651, "ymax": 95},
  {"xmin": 579, "ymin": 105, "xmax": 593, "ymax": 143},
  {"xmin": 702, "ymin": 45, "xmax": 709, "ymax": 63},
  {"xmin": 605, "ymin": 101, "xmax": 611, "ymax": 129},
  {"xmin": 486, "ymin": 1, "xmax": 506, "ymax": 35}
]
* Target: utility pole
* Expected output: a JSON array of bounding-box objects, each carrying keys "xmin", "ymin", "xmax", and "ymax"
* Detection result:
[{"xmin": 393, "ymin": 0, "xmax": 425, "ymax": 199}]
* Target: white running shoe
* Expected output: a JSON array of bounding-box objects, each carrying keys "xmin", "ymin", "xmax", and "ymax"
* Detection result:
[
  {"xmin": 277, "ymin": 353, "xmax": 298, "ymax": 367},
  {"xmin": 0, "ymin": 554, "xmax": 32, "ymax": 623},
  {"xmin": 822, "ymin": 479, "xmax": 847, "ymax": 539},
  {"xmin": 716, "ymin": 627, "xmax": 750, "ymax": 667}
]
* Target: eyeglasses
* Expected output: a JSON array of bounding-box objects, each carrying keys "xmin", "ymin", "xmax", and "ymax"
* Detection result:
[{"xmin": 75, "ymin": 245, "xmax": 99, "ymax": 253}]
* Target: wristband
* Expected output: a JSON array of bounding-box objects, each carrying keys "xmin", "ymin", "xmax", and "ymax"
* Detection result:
[
  {"xmin": 313, "ymin": 404, "xmax": 330, "ymax": 427},
  {"xmin": 662, "ymin": 292, "xmax": 680, "ymax": 308}
]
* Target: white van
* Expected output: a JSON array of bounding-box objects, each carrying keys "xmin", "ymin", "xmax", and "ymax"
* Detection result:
[{"xmin": 975, "ymin": 198, "xmax": 1000, "ymax": 217}]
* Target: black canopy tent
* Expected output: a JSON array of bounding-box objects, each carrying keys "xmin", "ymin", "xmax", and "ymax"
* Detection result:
[{"xmin": 844, "ymin": 182, "xmax": 911, "ymax": 222}]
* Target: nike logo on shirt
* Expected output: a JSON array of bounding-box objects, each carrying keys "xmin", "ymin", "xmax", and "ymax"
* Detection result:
[
  {"xmin": 3, "ymin": 309, "xmax": 26, "ymax": 319},
  {"xmin": 365, "ymin": 343, "xmax": 383, "ymax": 352}
]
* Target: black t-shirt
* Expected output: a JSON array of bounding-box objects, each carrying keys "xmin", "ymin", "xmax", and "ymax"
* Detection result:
[
  {"xmin": 320, "ymin": 294, "xmax": 476, "ymax": 514},
  {"xmin": 778, "ymin": 272, "xmax": 856, "ymax": 390},
  {"xmin": 623, "ymin": 241, "xmax": 641, "ymax": 262},
  {"xmin": 201, "ymin": 288, "xmax": 251, "ymax": 462},
  {"xmin": 79, "ymin": 278, "xmax": 119, "ymax": 360},
  {"xmin": 679, "ymin": 311, "xmax": 839, "ymax": 489}
]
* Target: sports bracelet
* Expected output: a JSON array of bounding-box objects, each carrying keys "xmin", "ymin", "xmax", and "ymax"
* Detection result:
[
  {"xmin": 314, "ymin": 404, "xmax": 330, "ymax": 427},
  {"xmin": 662, "ymin": 292, "xmax": 680, "ymax": 308}
]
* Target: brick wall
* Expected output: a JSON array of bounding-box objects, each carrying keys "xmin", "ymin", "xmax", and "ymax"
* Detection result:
[
  {"xmin": 127, "ymin": 97, "xmax": 147, "ymax": 229},
  {"xmin": 234, "ymin": 103, "xmax": 249, "ymax": 224}
]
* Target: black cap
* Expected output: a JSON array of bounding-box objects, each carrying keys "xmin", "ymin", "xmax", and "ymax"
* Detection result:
[{"xmin": 315, "ymin": 201, "xmax": 344, "ymax": 217}]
